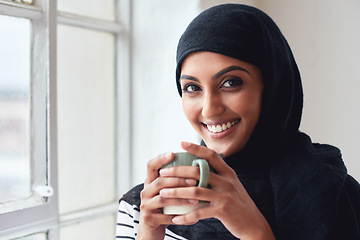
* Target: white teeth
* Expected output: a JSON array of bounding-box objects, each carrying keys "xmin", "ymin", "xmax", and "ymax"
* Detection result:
[{"xmin": 206, "ymin": 120, "xmax": 239, "ymax": 133}]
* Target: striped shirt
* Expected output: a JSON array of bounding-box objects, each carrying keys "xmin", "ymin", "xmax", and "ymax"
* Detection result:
[
  {"xmin": 115, "ymin": 184, "xmax": 238, "ymax": 240},
  {"xmin": 116, "ymin": 200, "xmax": 188, "ymax": 240}
]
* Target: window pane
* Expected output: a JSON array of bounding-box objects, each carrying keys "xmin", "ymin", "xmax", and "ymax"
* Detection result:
[
  {"xmin": 58, "ymin": 0, "xmax": 115, "ymax": 20},
  {"xmin": 57, "ymin": 24, "xmax": 115, "ymax": 214},
  {"xmin": 60, "ymin": 215, "xmax": 115, "ymax": 240},
  {"xmin": 0, "ymin": 15, "xmax": 31, "ymax": 204}
]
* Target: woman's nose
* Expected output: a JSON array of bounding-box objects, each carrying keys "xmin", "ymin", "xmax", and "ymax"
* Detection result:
[{"xmin": 201, "ymin": 92, "xmax": 226, "ymax": 118}]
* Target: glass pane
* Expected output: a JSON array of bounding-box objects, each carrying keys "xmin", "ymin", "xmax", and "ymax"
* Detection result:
[
  {"xmin": 58, "ymin": 0, "xmax": 115, "ymax": 21},
  {"xmin": 57, "ymin": 24, "xmax": 115, "ymax": 214},
  {"xmin": 0, "ymin": 15, "xmax": 31, "ymax": 203},
  {"xmin": 60, "ymin": 215, "xmax": 115, "ymax": 240}
]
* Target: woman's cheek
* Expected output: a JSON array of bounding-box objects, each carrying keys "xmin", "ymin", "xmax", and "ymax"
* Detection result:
[{"xmin": 182, "ymin": 97, "xmax": 199, "ymax": 121}]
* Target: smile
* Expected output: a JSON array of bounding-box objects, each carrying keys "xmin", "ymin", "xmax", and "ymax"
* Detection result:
[{"xmin": 204, "ymin": 120, "xmax": 240, "ymax": 133}]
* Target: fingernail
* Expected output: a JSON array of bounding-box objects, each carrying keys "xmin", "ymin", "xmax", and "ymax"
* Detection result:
[
  {"xmin": 159, "ymin": 168, "xmax": 169, "ymax": 176},
  {"xmin": 159, "ymin": 189, "xmax": 169, "ymax": 197},
  {"xmin": 181, "ymin": 142, "xmax": 191, "ymax": 148},
  {"xmin": 165, "ymin": 152, "xmax": 172, "ymax": 159},
  {"xmin": 185, "ymin": 179, "xmax": 197, "ymax": 185},
  {"xmin": 172, "ymin": 216, "xmax": 184, "ymax": 224}
]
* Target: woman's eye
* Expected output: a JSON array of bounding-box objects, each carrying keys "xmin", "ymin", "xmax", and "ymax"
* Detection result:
[
  {"xmin": 222, "ymin": 78, "xmax": 244, "ymax": 88},
  {"xmin": 183, "ymin": 84, "xmax": 201, "ymax": 93}
]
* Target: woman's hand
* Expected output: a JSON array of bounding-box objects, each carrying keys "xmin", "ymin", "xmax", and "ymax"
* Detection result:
[
  {"xmin": 137, "ymin": 152, "xmax": 198, "ymax": 240},
  {"xmin": 158, "ymin": 142, "xmax": 276, "ymax": 240}
]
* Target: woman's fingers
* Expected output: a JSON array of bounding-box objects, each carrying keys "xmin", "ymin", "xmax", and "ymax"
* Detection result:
[
  {"xmin": 142, "ymin": 176, "xmax": 197, "ymax": 199},
  {"xmin": 159, "ymin": 185, "xmax": 214, "ymax": 202},
  {"xmin": 140, "ymin": 211, "xmax": 175, "ymax": 227},
  {"xmin": 160, "ymin": 166, "xmax": 223, "ymax": 187},
  {"xmin": 171, "ymin": 206, "xmax": 215, "ymax": 225},
  {"xmin": 143, "ymin": 194, "xmax": 199, "ymax": 210},
  {"xmin": 159, "ymin": 166, "xmax": 200, "ymax": 179},
  {"xmin": 180, "ymin": 142, "xmax": 231, "ymax": 174},
  {"xmin": 145, "ymin": 152, "xmax": 174, "ymax": 184}
]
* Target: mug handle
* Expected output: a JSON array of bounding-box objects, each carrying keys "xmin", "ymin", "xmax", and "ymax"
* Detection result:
[{"xmin": 192, "ymin": 159, "xmax": 210, "ymax": 188}]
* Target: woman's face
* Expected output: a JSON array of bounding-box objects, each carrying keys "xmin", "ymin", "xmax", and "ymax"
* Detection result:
[{"xmin": 180, "ymin": 51, "xmax": 263, "ymax": 157}]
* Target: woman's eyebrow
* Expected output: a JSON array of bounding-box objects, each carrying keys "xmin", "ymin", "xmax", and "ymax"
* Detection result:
[
  {"xmin": 180, "ymin": 74, "xmax": 199, "ymax": 82},
  {"xmin": 214, "ymin": 65, "xmax": 249, "ymax": 79}
]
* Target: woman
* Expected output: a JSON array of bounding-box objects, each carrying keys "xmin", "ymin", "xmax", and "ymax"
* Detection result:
[{"xmin": 116, "ymin": 4, "xmax": 360, "ymax": 240}]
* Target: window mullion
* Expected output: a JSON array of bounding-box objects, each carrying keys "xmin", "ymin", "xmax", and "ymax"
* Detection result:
[
  {"xmin": 115, "ymin": 0, "xmax": 132, "ymax": 198},
  {"xmin": 32, "ymin": 13, "xmax": 48, "ymax": 196},
  {"xmin": 57, "ymin": 11, "xmax": 123, "ymax": 33},
  {"xmin": 59, "ymin": 202, "xmax": 117, "ymax": 228}
]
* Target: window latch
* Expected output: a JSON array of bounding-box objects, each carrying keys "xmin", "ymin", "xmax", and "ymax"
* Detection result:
[{"xmin": 35, "ymin": 186, "xmax": 54, "ymax": 197}]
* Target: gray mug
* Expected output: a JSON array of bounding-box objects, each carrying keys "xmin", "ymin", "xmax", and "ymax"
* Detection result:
[{"xmin": 160, "ymin": 152, "xmax": 211, "ymax": 215}]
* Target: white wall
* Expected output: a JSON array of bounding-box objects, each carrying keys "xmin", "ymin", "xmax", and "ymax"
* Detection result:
[
  {"xmin": 130, "ymin": 0, "xmax": 360, "ymax": 187},
  {"xmin": 130, "ymin": 0, "xmax": 202, "ymax": 185}
]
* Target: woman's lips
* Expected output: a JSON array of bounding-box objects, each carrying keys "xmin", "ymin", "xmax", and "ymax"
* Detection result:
[{"xmin": 201, "ymin": 120, "xmax": 240, "ymax": 137}]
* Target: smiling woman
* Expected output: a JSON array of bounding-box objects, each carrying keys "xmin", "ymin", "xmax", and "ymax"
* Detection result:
[{"xmin": 116, "ymin": 3, "xmax": 360, "ymax": 240}]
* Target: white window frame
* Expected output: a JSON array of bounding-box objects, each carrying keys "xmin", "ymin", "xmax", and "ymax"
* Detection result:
[
  {"xmin": 0, "ymin": 0, "xmax": 132, "ymax": 238},
  {"xmin": 0, "ymin": 1, "xmax": 58, "ymax": 238}
]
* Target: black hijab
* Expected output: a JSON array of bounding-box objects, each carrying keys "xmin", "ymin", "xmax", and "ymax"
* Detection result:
[
  {"xmin": 172, "ymin": 4, "xmax": 360, "ymax": 239},
  {"xmin": 176, "ymin": 4, "xmax": 303, "ymax": 169}
]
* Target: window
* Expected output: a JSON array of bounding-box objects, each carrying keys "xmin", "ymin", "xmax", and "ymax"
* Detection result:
[
  {"xmin": 0, "ymin": 15, "xmax": 31, "ymax": 205},
  {"xmin": 0, "ymin": 0, "xmax": 131, "ymax": 239},
  {"xmin": 0, "ymin": 1, "xmax": 57, "ymax": 238}
]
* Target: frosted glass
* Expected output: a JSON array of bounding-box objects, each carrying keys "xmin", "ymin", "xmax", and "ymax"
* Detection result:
[
  {"xmin": 0, "ymin": 15, "xmax": 31, "ymax": 204},
  {"xmin": 60, "ymin": 215, "xmax": 115, "ymax": 240},
  {"xmin": 58, "ymin": 0, "xmax": 115, "ymax": 20},
  {"xmin": 57, "ymin": 24, "xmax": 115, "ymax": 214}
]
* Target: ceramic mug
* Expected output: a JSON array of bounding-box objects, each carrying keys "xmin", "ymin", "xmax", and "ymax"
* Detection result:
[{"xmin": 160, "ymin": 152, "xmax": 211, "ymax": 215}]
